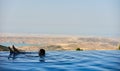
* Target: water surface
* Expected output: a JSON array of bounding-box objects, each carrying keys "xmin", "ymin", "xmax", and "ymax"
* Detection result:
[{"xmin": 0, "ymin": 51, "xmax": 120, "ymax": 71}]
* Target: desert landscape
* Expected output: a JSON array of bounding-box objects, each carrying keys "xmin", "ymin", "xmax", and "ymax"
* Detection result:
[{"xmin": 0, "ymin": 33, "xmax": 119, "ymax": 51}]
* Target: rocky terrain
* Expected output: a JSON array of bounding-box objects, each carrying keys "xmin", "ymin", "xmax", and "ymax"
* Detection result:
[
  {"xmin": 0, "ymin": 45, "xmax": 9, "ymax": 51},
  {"xmin": 0, "ymin": 33, "xmax": 120, "ymax": 51}
]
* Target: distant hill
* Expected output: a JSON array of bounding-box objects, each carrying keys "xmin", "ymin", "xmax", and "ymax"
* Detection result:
[
  {"xmin": 0, "ymin": 45, "xmax": 9, "ymax": 51},
  {"xmin": 0, "ymin": 34, "xmax": 119, "ymax": 51}
]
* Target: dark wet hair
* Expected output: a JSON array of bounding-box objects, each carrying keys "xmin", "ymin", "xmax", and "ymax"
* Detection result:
[{"xmin": 39, "ymin": 49, "xmax": 45, "ymax": 57}]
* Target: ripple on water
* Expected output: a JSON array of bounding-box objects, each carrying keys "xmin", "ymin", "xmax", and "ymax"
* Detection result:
[{"xmin": 0, "ymin": 50, "xmax": 120, "ymax": 71}]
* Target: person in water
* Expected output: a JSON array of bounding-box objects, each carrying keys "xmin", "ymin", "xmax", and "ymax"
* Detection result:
[
  {"xmin": 8, "ymin": 45, "xmax": 20, "ymax": 53},
  {"xmin": 8, "ymin": 45, "xmax": 20, "ymax": 59},
  {"xmin": 38, "ymin": 49, "xmax": 45, "ymax": 57},
  {"xmin": 38, "ymin": 49, "xmax": 45, "ymax": 62},
  {"xmin": 8, "ymin": 45, "xmax": 46, "ymax": 58}
]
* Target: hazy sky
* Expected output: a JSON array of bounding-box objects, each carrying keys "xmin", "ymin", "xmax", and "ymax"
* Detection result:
[{"xmin": 0, "ymin": 0, "xmax": 120, "ymax": 37}]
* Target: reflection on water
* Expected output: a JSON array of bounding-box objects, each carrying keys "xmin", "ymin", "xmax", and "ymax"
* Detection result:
[
  {"xmin": 39, "ymin": 56, "xmax": 45, "ymax": 62},
  {"xmin": 7, "ymin": 52, "xmax": 45, "ymax": 62},
  {"xmin": 8, "ymin": 52, "xmax": 18, "ymax": 60},
  {"xmin": 0, "ymin": 51, "xmax": 120, "ymax": 71}
]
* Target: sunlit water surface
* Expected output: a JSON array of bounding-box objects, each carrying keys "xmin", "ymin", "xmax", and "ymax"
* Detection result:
[{"xmin": 0, "ymin": 51, "xmax": 120, "ymax": 71}]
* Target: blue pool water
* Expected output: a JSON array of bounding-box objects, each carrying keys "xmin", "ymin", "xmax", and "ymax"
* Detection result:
[{"xmin": 0, "ymin": 51, "xmax": 120, "ymax": 71}]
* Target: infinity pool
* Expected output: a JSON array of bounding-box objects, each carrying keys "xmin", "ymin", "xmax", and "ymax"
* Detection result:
[{"xmin": 0, "ymin": 51, "xmax": 120, "ymax": 71}]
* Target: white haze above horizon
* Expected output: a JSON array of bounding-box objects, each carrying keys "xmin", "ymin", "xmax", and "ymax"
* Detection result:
[{"xmin": 0, "ymin": 0, "xmax": 120, "ymax": 37}]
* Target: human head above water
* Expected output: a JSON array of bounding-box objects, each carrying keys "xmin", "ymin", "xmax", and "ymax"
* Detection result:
[{"xmin": 39, "ymin": 49, "xmax": 45, "ymax": 57}]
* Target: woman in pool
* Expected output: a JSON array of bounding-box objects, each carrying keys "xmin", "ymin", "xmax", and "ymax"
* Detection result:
[
  {"xmin": 8, "ymin": 45, "xmax": 20, "ymax": 54},
  {"xmin": 38, "ymin": 49, "xmax": 46, "ymax": 57},
  {"xmin": 8, "ymin": 45, "xmax": 46, "ymax": 57},
  {"xmin": 8, "ymin": 45, "xmax": 46, "ymax": 62},
  {"xmin": 38, "ymin": 49, "xmax": 45, "ymax": 62},
  {"xmin": 8, "ymin": 45, "xmax": 20, "ymax": 59}
]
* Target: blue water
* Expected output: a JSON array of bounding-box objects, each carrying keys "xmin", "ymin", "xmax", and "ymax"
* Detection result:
[{"xmin": 0, "ymin": 51, "xmax": 120, "ymax": 71}]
